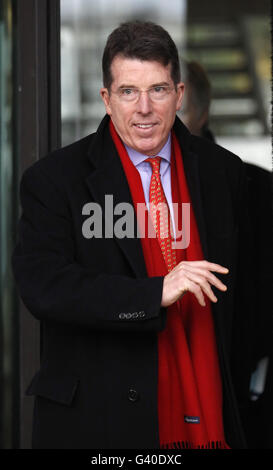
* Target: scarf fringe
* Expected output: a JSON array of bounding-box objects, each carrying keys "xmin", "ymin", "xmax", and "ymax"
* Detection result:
[{"xmin": 160, "ymin": 440, "xmax": 228, "ymax": 449}]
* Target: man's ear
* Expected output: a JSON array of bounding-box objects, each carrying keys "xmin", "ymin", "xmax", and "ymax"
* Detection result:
[
  {"xmin": 100, "ymin": 88, "xmax": 112, "ymax": 116},
  {"xmin": 176, "ymin": 82, "xmax": 185, "ymax": 111}
]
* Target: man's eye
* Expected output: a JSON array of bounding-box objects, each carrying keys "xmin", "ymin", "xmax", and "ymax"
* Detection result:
[
  {"xmin": 153, "ymin": 86, "xmax": 165, "ymax": 93},
  {"xmin": 121, "ymin": 88, "xmax": 134, "ymax": 95}
]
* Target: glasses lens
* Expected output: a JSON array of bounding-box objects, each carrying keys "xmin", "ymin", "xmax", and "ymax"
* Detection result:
[
  {"xmin": 120, "ymin": 88, "xmax": 138, "ymax": 101},
  {"xmin": 149, "ymin": 86, "xmax": 169, "ymax": 100}
]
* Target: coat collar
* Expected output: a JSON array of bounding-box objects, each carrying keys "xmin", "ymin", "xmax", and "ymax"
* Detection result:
[
  {"xmin": 173, "ymin": 117, "xmax": 208, "ymax": 259},
  {"xmin": 85, "ymin": 115, "xmax": 208, "ymax": 277}
]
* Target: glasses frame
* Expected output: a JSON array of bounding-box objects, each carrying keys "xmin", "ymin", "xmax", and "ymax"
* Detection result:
[{"xmin": 110, "ymin": 84, "xmax": 176, "ymax": 103}]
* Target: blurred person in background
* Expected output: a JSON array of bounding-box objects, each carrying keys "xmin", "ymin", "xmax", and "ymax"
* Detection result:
[
  {"xmin": 179, "ymin": 61, "xmax": 215, "ymax": 142},
  {"xmin": 180, "ymin": 60, "xmax": 273, "ymax": 449}
]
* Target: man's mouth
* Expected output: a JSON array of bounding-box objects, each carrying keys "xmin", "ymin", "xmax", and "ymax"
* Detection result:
[{"xmin": 134, "ymin": 123, "xmax": 156, "ymax": 129}]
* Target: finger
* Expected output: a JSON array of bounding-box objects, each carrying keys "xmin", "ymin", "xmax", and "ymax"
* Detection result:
[
  {"xmin": 184, "ymin": 271, "xmax": 218, "ymax": 303},
  {"xmin": 185, "ymin": 280, "xmax": 206, "ymax": 307},
  {"xmin": 179, "ymin": 265, "xmax": 227, "ymax": 291},
  {"xmin": 180, "ymin": 260, "xmax": 229, "ymax": 274}
]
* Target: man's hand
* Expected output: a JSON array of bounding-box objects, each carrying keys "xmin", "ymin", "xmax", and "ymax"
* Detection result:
[{"xmin": 161, "ymin": 260, "xmax": 229, "ymax": 308}]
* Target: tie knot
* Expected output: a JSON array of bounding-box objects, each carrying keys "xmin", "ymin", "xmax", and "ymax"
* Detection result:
[{"xmin": 145, "ymin": 156, "xmax": 161, "ymax": 175}]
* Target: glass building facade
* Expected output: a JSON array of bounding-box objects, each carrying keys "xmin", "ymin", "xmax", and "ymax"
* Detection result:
[{"xmin": 60, "ymin": 0, "xmax": 271, "ymax": 170}]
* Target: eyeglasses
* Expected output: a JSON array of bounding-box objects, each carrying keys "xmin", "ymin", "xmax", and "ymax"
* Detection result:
[{"xmin": 111, "ymin": 85, "xmax": 175, "ymax": 103}]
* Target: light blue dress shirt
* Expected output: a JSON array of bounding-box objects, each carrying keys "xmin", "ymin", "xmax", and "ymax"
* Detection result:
[{"xmin": 124, "ymin": 133, "xmax": 176, "ymax": 232}]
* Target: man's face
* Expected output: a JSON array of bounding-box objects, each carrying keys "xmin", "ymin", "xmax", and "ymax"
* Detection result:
[{"xmin": 100, "ymin": 56, "xmax": 184, "ymax": 156}]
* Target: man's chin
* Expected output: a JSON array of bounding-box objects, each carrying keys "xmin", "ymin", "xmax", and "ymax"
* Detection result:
[
  {"xmin": 136, "ymin": 145, "xmax": 158, "ymax": 156},
  {"xmin": 131, "ymin": 137, "xmax": 163, "ymax": 156}
]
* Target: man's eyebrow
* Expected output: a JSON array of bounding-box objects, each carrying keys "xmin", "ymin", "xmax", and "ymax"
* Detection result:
[
  {"xmin": 117, "ymin": 84, "xmax": 137, "ymax": 90},
  {"xmin": 150, "ymin": 82, "xmax": 170, "ymax": 87},
  {"xmin": 117, "ymin": 81, "xmax": 171, "ymax": 89}
]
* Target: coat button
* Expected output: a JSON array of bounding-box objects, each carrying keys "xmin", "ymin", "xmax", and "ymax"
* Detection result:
[
  {"xmin": 118, "ymin": 313, "xmax": 126, "ymax": 319},
  {"xmin": 128, "ymin": 388, "xmax": 139, "ymax": 402}
]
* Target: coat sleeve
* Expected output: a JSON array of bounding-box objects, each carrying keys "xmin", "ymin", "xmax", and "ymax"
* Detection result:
[{"xmin": 11, "ymin": 164, "xmax": 167, "ymax": 332}]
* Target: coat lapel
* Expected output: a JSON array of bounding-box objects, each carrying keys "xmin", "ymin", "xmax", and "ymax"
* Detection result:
[
  {"xmin": 173, "ymin": 117, "xmax": 209, "ymax": 259},
  {"xmin": 85, "ymin": 116, "xmax": 148, "ymax": 278}
]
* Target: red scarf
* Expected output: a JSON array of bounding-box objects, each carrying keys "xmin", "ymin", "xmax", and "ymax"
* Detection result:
[{"xmin": 110, "ymin": 120, "xmax": 229, "ymax": 449}]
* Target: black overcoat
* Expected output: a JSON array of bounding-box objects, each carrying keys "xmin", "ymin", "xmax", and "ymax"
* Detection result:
[{"xmin": 12, "ymin": 115, "xmax": 254, "ymax": 449}]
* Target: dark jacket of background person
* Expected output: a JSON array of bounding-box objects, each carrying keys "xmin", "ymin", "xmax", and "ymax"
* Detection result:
[
  {"xmin": 11, "ymin": 115, "xmax": 254, "ymax": 449},
  {"xmin": 236, "ymin": 162, "xmax": 273, "ymax": 448}
]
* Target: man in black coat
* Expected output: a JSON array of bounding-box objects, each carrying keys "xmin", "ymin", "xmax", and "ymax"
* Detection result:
[{"xmin": 12, "ymin": 21, "xmax": 254, "ymax": 449}]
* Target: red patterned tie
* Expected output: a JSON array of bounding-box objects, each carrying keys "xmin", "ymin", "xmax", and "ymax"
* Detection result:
[{"xmin": 146, "ymin": 157, "xmax": 176, "ymax": 272}]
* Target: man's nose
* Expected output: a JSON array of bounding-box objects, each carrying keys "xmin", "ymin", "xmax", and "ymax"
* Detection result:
[{"xmin": 136, "ymin": 91, "xmax": 153, "ymax": 114}]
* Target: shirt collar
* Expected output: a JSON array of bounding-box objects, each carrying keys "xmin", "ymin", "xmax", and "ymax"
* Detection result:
[{"xmin": 124, "ymin": 133, "xmax": 171, "ymax": 168}]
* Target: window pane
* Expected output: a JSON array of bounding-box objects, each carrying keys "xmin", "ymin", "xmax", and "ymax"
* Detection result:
[{"xmin": 183, "ymin": 14, "xmax": 271, "ymax": 169}]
